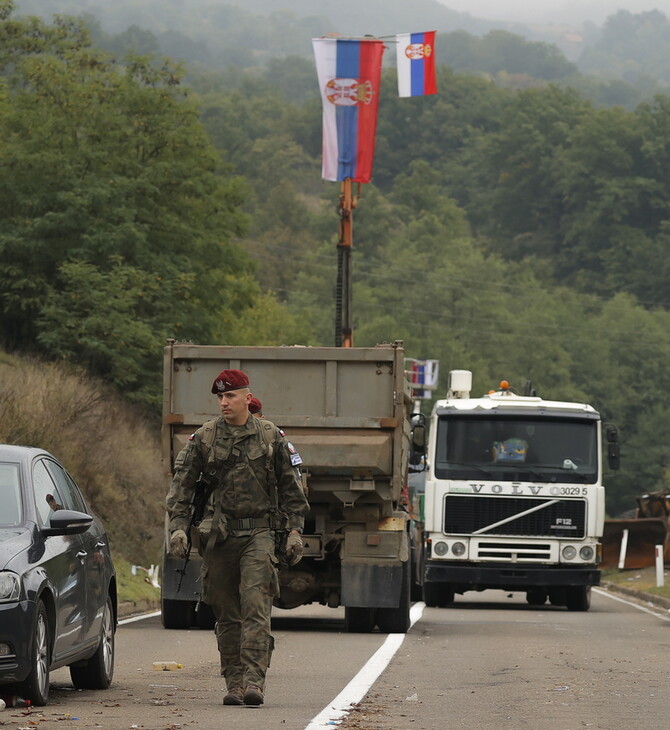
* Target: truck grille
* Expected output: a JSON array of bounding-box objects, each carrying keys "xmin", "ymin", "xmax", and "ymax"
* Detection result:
[
  {"xmin": 444, "ymin": 495, "xmax": 586, "ymax": 538},
  {"xmin": 475, "ymin": 541, "xmax": 552, "ymax": 561}
]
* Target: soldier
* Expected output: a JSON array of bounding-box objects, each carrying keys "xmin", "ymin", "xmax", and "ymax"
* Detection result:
[
  {"xmin": 248, "ymin": 396, "xmax": 305, "ymax": 479},
  {"xmin": 166, "ymin": 369, "xmax": 309, "ymax": 707},
  {"xmin": 248, "ymin": 397, "xmax": 264, "ymax": 417}
]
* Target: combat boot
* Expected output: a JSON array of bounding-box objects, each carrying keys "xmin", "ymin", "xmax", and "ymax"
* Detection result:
[
  {"xmin": 223, "ymin": 687, "xmax": 245, "ymax": 705},
  {"xmin": 243, "ymin": 684, "xmax": 264, "ymax": 705}
]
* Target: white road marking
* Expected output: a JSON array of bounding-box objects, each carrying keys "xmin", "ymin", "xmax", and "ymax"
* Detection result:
[
  {"xmin": 594, "ymin": 587, "xmax": 670, "ymax": 621},
  {"xmin": 119, "ymin": 610, "xmax": 161, "ymax": 626},
  {"xmin": 304, "ymin": 602, "xmax": 426, "ymax": 729}
]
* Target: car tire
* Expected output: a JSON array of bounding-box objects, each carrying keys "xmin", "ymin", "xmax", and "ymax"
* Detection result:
[
  {"xmin": 18, "ymin": 599, "xmax": 50, "ymax": 706},
  {"xmin": 70, "ymin": 595, "xmax": 115, "ymax": 689}
]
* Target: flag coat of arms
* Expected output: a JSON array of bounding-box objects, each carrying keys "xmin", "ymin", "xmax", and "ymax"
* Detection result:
[
  {"xmin": 396, "ymin": 31, "xmax": 437, "ymax": 97},
  {"xmin": 312, "ymin": 37, "xmax": 385, "ymax": 183}
]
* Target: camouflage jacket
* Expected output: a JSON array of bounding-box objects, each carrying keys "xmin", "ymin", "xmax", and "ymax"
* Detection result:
[{"xmin": 166, "ymin": 415, "xmax": 308, "ymax": 537}]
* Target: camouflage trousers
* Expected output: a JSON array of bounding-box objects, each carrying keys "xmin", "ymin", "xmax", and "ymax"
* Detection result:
[{"xmin": 201, "ymin": 529, "xmax": 279, "ymax": 691}]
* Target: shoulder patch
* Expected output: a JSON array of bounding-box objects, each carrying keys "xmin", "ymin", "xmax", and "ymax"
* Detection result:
[
  {"xmin": 278, "ymin": 427, "xmax": 286, "ymax": 437},
  {"xmin": 287, "ymin": 441, "xmax": 303, "ymax": 466},
  {"xmin": 189, "ymin": 433, "xmax": 196, "ymax": 441}
]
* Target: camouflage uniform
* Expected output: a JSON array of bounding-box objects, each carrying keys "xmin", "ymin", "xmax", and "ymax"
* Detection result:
[{"xmin": 166, "ymin": 414, "xmax": 308, "ymax": 692}]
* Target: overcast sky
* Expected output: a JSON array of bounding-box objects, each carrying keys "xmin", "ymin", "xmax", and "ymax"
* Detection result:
[{"xmin": 438, "ymin": 0, "xmax": 670, "ymax": 24}]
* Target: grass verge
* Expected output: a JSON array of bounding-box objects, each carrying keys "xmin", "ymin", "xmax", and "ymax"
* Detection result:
[
  {"xmin": 115, "ymin": 557, "xmax": 161, "ymax": 613},
  {"xmin": 601, "ymin": 566, "xmax": 670, "ymax": 599}
]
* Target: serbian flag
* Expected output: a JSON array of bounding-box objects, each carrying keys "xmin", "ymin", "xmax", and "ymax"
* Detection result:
[
  {"xmin": 312, "ymin": 37, "xmax": 385, "ymax": 183},
  {"xmin": 396, "ymin": 31, "xmax": 437, "ymax": 98}
]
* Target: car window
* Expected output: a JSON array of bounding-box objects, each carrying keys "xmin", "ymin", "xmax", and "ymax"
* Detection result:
[
  {"xmin": 45, "ymin": 460, "xmax": 86, "ymax": 513},
  {"xmin": 0, "ymin": 462, "xmax": 22, "ymax": 526},
  {"xmin": 32, "ymin": 459, "xmax": 66, "ymax": 525}
]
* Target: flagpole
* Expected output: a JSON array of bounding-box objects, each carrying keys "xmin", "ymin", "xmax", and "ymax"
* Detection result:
[{"xmin": 336, "ymin": 178, "xmax": 357, "ymax": 347}]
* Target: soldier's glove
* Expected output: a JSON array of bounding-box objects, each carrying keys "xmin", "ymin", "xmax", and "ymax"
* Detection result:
[
  {"xmin": 285, "ymin": 531, "xmax": 303, "ymax": 566},
  {"xmin": 169, "ymin": 529, "xmax": 188, "ymax": 559}
]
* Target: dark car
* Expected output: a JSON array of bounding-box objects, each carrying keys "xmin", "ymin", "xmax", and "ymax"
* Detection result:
[{"xmin": 0, "ymin": 445, "xmax": 117, "ymax": 705}]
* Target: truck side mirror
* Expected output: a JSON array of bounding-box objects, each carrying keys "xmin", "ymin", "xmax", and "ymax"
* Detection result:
[
  {"xmin": 606, "ymin": 424, "xmax": 618, "ymax": 443},
  {"xmin": 411, "ymin": 424, "xmax": 426, "ymax": 453},
  {"xmin": 409, "ymin": 414, "xmax": 427, "ymax": 467},
  {"xmin": 607, "ymin": 443, "xmax": 620, "ymax": 471},
  {"xmin": 605, "ymin": 424, "xmax": 620, "ymax": 470}
]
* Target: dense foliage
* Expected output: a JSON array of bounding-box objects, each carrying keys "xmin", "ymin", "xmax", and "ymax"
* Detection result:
[
  {"xmin": 580, "ymin": 10, "xmax": 670, "ymax": 87},
  {"xmin": 188, "ymin": 62, "xmax": 670, "ymax": 515},
  {"xmin": 3, "ymin": 1, "xmax": 670, "ymax": 515},
  {"xmin": 0, "ymin": 1, "xmax": 275, "ymax": 405}
]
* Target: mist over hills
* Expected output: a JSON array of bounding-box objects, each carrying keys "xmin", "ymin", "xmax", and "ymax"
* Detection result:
[
  {"xmin": 436, "ymin": 0, "xmax": 670, "ymax": 25},
  {"xmin": 12, "ymin": 1, "xmax": 670, "ymax": 98},
  {"xmin": 15, "ymin": 0, "xmax": 522, "ymax": 37}
]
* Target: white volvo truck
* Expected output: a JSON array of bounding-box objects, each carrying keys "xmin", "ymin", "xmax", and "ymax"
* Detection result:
[{"xmin": 411, "ymin": 370, "xmax": 619, "ymax": 611}]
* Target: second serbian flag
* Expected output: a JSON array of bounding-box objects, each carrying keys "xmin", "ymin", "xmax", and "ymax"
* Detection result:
[
  {"xmin": 312, "ymin": 37, "xmax": 385, "ymax": 183},
  {"xmin": 396, "ymin": 31, "xmax": 437, "ymax": 98}
]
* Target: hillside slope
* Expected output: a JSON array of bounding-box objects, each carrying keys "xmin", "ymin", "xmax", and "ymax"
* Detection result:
[{"xmin": 0, "ymin": 350, "xmax": 166, "ymax": 567}]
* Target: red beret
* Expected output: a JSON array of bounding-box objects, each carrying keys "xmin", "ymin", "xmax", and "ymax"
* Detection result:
[
  {"xmin": 211, "ymin": 369, "xmax": 250, "ymax": 394},
  {"xmin": 248, "ymin": 397, "xmax": 263, "ymax": 414}
]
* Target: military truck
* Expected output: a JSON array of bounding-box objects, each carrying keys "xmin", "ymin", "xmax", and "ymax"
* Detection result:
[
  {"xmin": 160, "ymin": 340, "xmax": 415, "ymax": 633},
  {"xmin": 411, "ymin": 369, "xmax": 619, "ymax": 611}
]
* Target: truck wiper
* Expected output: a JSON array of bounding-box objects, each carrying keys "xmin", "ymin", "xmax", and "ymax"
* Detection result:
[{"xmin": 443, "ymin": 461, "xmax": 496, "ymax": 476}]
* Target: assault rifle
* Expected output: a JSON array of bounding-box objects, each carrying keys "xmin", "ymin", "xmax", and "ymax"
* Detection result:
[{"xmin": 175, "ymin": 476, "xmax": 213, "ymax": 593}]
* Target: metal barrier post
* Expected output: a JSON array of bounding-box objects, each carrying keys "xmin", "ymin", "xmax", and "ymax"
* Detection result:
[{"xmin": 618, "ymin": 528, "xmax": 629, "ymax": 570}]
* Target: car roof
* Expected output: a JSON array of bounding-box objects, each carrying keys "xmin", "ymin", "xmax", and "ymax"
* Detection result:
[{"xmin": 0, "ymin": 444, "xmax": 52, "ymax": 462}]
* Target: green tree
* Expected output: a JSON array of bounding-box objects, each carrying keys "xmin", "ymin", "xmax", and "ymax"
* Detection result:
[{"xmin": 0, "ymin": 3, "xmax": 269, "ymax": 403}]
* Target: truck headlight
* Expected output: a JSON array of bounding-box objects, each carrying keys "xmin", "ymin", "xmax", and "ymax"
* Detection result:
[
  {"xmin": 433, "ymin": 541, "xmax": 448, "ymax": 556},
  {"xmin": 562, "ymin": 546, "xmax": 577, "ymax": 561},
  {"xmin": 579, "ymin": 546, "xmax": 595, "ymax": 561},
  {"xmin": 0, "ymin": 572, "xmax": 21, "ymax": 602},
  {"xmin": 451, "ymin": 542, "xmax": 466, "ymax": 557}
]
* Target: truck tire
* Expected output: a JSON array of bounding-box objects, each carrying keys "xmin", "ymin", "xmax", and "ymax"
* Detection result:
[
  {"xmin": 409, "ymin": 534, "xmax": 423, "ymax": 601},
  {"xmin": 526, "ymin": 589, "xmax": 548, "ymax": 606},
  {"xmin": 423, "ymin": 582, "xmax": 455, "ymax": 608},
  {"xmin": 566, "ymin": 586, "xmax": 591, "ymax": 612},
  {"xmin": 377, "ymin": 561, "xmax": 411, "ymax": 634},
  {"xmin": 344, "ymin": 607, "xmax": 377, "ymax": 633},
  {"xmin": 423, "ymin": 582, "xmax": 439, "ymax": 607},
  {"xmin": 196, "ymin": 602, "xmax": 216, "ymax": 630},
  {"xmin": 162, "ymin": 598, "xmax": 193, "ymax": 629},
  {"xmin": 410, "ymin": 555, "xmax": 422, "ymax": 602}
]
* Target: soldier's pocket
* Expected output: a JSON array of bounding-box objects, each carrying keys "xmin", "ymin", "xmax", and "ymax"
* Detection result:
[
  {"xmin": 200, "ymin": 564, "xmax": 210, "ymax": 603},
  {"xmin": 267, "ymin": 553, "xmax": 280, "ymax": 598}
]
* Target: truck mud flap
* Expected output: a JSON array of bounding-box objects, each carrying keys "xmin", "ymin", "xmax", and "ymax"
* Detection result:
[
  {"xmin": 341, "ymin": 563, "xmax": 403, "ymax": 607},
  {"xmin": 161, "ymin": 553, "xmax": 203, "ymax": 602}
]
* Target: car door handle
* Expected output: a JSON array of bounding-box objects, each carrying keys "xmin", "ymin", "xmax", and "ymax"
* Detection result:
[
  {"xmin": 95, "ymin": 541, "xmax": 106, "ymax": 549},
  {"xmin": 76, "ymin": 551, "xmax": 87, "ymax": 563}
]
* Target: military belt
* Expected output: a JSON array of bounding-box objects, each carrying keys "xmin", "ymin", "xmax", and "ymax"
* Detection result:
[{"xmin": 231, "ymin": 516, "xmax": 271, "ymax": 530}]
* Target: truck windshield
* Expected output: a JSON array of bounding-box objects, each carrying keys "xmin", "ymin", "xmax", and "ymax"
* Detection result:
[{"xmin": 435, "ymin": 415, "xmax": 598, "ymax": 484}]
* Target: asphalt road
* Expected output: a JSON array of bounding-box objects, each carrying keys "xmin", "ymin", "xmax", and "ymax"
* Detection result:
[
  {"xmin": 2, "ymin": 589, "xmax": 669, "ymax": 730},
  {"xmin": 338, "ymin": 588, "xmax": 670, "ymax": 730}
]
